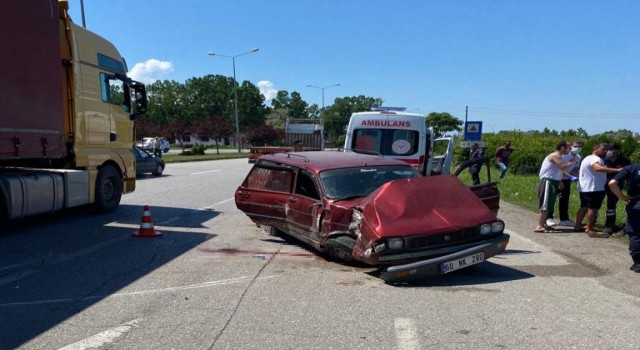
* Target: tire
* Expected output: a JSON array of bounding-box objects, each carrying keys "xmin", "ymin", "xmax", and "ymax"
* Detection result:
[
  {"xmin": 153, "ymin": 165, "xmax": 164, "ymax": 176},
  {"xmin": 324, "ymin": 235, "xmax": 355, "ymax": 263},
  {"xmin": 95, "ymin": 165, "xmax": 122, "ymax": 213},
  {"xmin": 260, "ymin": 225, "xmax": 282, "ymax": 236}
]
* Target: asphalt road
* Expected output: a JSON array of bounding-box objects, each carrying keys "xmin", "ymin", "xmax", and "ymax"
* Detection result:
[{"xmin": 1, "ymin": 158, "xmax": 639, "ymax": 349}]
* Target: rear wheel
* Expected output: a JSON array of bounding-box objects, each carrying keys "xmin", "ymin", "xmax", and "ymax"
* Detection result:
[
  {"xmin": 95, "ymin": 165, "xmax": 122, "ymax": 213},
  {"xmin": 324, "ymin": 235, "xmax": 355, "ymax": 263},
  {"xmin": 260, "ymin": 225, "xmax": 282, "ymax": 236}
]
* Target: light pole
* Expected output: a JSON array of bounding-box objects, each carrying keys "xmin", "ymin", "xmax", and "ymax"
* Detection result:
[
  {"xmin": 306, "ymin": 83, "xmax": 340, "ymax": 110},
  {"xmin": 208, "ymin": 48, "xmax": 259, "ymax": 153}
]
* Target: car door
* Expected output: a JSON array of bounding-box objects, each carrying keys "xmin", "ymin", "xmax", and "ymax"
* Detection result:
[
  {"xmin": 454, "ymin": 156, "xmax": 500, "ymax": 214},
  {"xmin": 286, "ymin": 169, "xmax": 323, "ymax": 243},
  {"xmin": 430, "ymin": 137, "xmax": 454, "ymax": 175},
  {"xmin": 235, "ymin": 160, "xmax": 295, "ymax": 230}
]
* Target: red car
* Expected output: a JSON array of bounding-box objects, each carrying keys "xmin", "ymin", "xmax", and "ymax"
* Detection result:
[{"xmin": 235, "ymin": 151, "xmax": 509, "ymax": 283}]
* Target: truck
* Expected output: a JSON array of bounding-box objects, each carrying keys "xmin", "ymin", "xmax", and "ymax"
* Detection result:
[
  {"xmin": 0, "ymin": 0, "xmax": 147, "ymax": 221},
  {"xmin": 248, "ymin": 119, "xmax": 324, "ymax": 162}
]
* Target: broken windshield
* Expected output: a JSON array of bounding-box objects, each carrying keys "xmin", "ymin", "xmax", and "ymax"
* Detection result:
[{"xmin": 319, "ymin": 165, "xmax": 418, "ymax": 199}]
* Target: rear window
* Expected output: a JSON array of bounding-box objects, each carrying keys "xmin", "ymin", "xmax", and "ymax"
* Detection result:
[
  {"xmin": 245, "ymin": 162, "xmax": 294, "ymax": 193},
  {"xmin": 351, "ymin": 129, "xmax": 419, "ymax": 156},
  {"xmin": 319, "ymin": 165, "xmax": 418, "ymax": 199}
]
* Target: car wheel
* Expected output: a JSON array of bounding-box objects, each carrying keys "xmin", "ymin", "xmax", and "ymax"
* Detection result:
[
  {"xmin": 324, "ymin": 235, "xmax": 355, "ymax": 263},
  {"xmin": 260, "ymin": 225, "xmax": 282, "ymax": 236},
  {"xmin": 95, "ymin": 165, "xmax": 122, "ymax": 213},
  {"xmin": 153, "ymin": 165, "xmax": 164, "ymax": 176}
]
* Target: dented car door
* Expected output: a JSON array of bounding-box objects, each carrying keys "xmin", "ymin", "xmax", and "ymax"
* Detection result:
[{"xmin": 286, "ymin": 169, "xmax": 324, "ymax": 242}]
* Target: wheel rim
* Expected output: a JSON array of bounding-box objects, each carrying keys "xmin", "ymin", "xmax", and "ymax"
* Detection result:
[{"xmin": 103, "ymin": 179, "xmax": 114, "ymax": 201}]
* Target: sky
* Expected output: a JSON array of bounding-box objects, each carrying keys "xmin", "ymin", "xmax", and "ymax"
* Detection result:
[{"xmin": 67, "ymin": 0, "xmax": 639, "ymax": 135}]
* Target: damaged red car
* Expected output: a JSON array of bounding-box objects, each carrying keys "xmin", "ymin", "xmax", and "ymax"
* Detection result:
[{"xmin": 234, "ymin": 151, "xmax": 509, "ymax": 283}]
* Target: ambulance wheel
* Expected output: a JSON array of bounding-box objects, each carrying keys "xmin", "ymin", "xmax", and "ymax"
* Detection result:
[{"xmin": 95, "ymin": 165, "xmax": 122, "ymax": 213}]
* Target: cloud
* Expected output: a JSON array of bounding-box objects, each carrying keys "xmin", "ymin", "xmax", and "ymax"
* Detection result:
[
  {"xmin": 257, "ymin": 80, "xmax": 278, "ymax": 102},
  {"xmin": 128, "ymin": 59, "xmax": 174, "ymax": 84}
]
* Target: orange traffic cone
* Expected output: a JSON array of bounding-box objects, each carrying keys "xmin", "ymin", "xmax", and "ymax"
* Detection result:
[{"xmin": 132, "ymin": 205, "xmax": 163, "ymax": 238}]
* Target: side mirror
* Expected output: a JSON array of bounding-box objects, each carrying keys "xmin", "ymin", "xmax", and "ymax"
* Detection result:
[{"xmin": 129, "ymin": 82, "xmax": 147, "ymax": 120}]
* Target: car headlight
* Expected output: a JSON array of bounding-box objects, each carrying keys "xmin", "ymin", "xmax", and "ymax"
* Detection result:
[
  {"xmin": 387, "ymin": 238, "xmax": 404, "ymax": 250},
  {"xmin": 480, "ymin": 224, "xmax": 492, "ymax": 235},
  {"xmin": 491, "ymin": 221, "xmax": 505, "ymax": 233}
]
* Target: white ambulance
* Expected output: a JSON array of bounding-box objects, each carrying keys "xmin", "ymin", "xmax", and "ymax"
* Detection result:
[{"xmin": 343, "ymin": 107, "xmax": 454, "ymax": 176}]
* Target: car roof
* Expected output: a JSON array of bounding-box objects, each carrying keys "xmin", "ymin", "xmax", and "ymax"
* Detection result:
[{"xmin": 258, "ymin": 151, "xmax": 413, "ymax": 174}]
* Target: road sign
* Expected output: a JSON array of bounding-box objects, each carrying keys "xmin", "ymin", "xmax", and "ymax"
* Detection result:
[
  {"xmin": 464, "ymin": 121, "xmax": 483, "ymax": 141},
  {"xmin": 460, "ymin": 141, "xmax": 485, "ymax": 148}
]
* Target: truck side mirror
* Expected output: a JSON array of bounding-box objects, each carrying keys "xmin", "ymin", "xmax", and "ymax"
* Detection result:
[{"xmin": 130, "ymin": 82, "xmax": 147, "ymax": 120}]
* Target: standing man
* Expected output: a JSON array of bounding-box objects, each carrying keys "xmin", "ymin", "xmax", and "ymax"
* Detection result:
[
  {"xmin": 469, "ymin": 143, "xmax": 482, "ymax": 185},
  {"xmin": 603, "ymin": 144, "xmax": 630, "ymax": 234},
  {"xmin": 154, "ymin": 136, "xmax": 162, "ymax": 158},
  {"xmin": 547, "ymin": 140, "xmax": 583, "ymax": 227},
  {"xmin": 495, "ymin": 141, "xmax": 514, "ymax": 179},
  {"xmin": 608, "ymin": 160, "xmax": 640, "ymax": 272},
  {"xmin": 574, "ymin": 143, "xmax": 621, "ymax": 237},
  {"xmin": 535, "ymin": 141, "xmax": 575, "ymax": 233}
]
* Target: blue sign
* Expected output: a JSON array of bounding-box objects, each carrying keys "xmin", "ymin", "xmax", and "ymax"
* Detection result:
[{"xmin": 464, "ymin": 121, "xmax": 483, "ymax": 141}]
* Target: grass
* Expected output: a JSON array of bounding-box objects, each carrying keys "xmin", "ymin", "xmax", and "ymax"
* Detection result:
[{"xmin": 162, "ymin": 151, "xmax": 249, "ymax": 163}]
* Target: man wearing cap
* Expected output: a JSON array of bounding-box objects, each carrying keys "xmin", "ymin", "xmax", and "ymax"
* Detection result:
[{"xmin": 608, "ymin": 159, "xmax": 640, "ymax": 272}]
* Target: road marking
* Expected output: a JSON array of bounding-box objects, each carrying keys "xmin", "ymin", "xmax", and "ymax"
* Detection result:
[
  {"xmin": 200, "ymin": 197, "xmax": 234, "ymax": 210},
  {"xmin": 104, "ymin": 222, "xmax": 214, "ymax": 234},
  {"xmin": 190, "ymin": 170, "xmax": 221, "ymax": 175},
  {"xmin": 395, "ymin": 318, "xmax": 420, "ymax": 350},
  {"xmin": 58, "ymin": 318, "xmax": 142, "ymax": 350},
  {"xmin": 0, "ymin": 276, "xmax": 250, "ymax": 307}
]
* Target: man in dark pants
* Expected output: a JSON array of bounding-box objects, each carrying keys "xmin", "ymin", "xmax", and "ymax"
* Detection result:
[
  {"xmin": 608, "ymin": 161, "xmax": 640, "ymax": 273},
  {"xmin": 469, "ymin": 143, "xmax": 482, "ymax": 185},
  {"xmin": 603, "ymin": 144, "xmax": 630, "ymax": 234},
  {"xmin": 547, "ymin": 140, "xmax": 583, "ymax": 227}
]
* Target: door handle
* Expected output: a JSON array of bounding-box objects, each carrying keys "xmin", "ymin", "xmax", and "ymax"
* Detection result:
[{"xmin": 237, "ymin": 192, "xmax": 250, "ymax": 198}]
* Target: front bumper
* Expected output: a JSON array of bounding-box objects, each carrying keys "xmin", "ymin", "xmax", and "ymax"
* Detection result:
[{"xmin": 379, "ymin": 234, "xmax": 510, "ymax": 283}]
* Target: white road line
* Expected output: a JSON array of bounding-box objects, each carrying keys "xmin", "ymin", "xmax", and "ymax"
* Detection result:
[
  {"xmin": 200, "ymin": 197, "xmax": 234, "ymax": 210},
  {"xmin": 190, "ymin": 170, "xmax": 221, "ymax": 175},
  {"xmin": 57, "ymin": 318, "xmax": 142, "ymax": 350},
  {"xmin": 395, "ymin": 318, "xmax": 420, "ymax": 350},
  {"xmin": 104, "ymin": 222, "xmax": 214, "ymax": 234},
  {"xmin": 0, "ymin": 276, "xmax": 250, "ymax": 307}
]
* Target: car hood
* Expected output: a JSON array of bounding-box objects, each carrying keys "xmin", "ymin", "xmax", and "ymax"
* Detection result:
[{"xmin": 359, "ymin": 175, "xmax": 497, "ymax": 238}]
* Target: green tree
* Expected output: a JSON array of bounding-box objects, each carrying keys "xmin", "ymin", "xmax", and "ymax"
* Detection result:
[
  {"xmin": 271, "ymin": 91, "xmax": 291, "ymax": 110},
  {"xmin": 426, "ymin": 112, "xmax": 463, "ymax": 138},
  {"xmin": 238, "ymin": 81, "xmax": 268, "ymax": 129},
  {"xmin": 288, "ymin": 91, "xmax": 308, "ymax": 118},
  {"xmin": 323, "ymin": 95, "xmax": 383, "ymax": 142}
]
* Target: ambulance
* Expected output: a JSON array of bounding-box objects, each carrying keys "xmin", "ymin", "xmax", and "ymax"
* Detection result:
[{"xmin": 343, "ymin": 107, "xmax": 454, "ymax": 176}]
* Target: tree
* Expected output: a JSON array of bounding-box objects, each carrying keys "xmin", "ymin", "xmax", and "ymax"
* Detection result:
[
  {"xmin": 288, "ymin": 91, "xmax": 308, "ymax": 118},
  {"xmin": 271, "ymin": 91, "xmax": 291, "ymax": 110},
  {"xmin": 238, "ymin": 81, "xmax": 269, "ymax": 129},
  {"xmin": 245, "ymin": 125, "xmax": 283, "ymax": 146},
  {"xmin": 323, "ymin": 95, "xmax": 384, "ymax": 142},
  {"xmin": 425, "ymin": 112, "xmax": 463, "ymax": 138},
  {"xmin": 265, "ymin": 108, "xmax": 289, "ymax": 129},
  {"xmin": 195, "ymin": 116, "xmax": 234, "ymax": 154}
]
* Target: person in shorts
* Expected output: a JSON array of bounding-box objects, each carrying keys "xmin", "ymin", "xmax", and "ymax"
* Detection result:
[
  {"xmin": 574, "ymin": 143, "xmax": 622, "ymax": 237},
  {"xmin": 535, "ymin": 141, "xmax": 575, "ymax": 233}
]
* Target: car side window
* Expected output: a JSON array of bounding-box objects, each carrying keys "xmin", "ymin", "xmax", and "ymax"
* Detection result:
[
  {"xmin": 295, "ymin": 170, "xmax": 320, "ymax": 200},
  {"xmin": 246, "ymin": 166, "xmax": 293, "ymax": 193}
]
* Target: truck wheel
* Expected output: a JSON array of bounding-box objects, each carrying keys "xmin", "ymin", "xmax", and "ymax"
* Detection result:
[
  {"xmin": 324, "ymin": 235, "xmax": 355, "ymax": 263},
  {"xmin": 95, "ymin": 165, "xmax": 122, "ymax": 213},
  {"xmin": 153, "ymin": 165, "xmax": 164, "ymax": 176}
]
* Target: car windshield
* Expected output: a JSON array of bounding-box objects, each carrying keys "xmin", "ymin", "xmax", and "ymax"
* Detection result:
[{"xmin": 319, "ymin": 165, "xmax": 418, "ymax": 199}]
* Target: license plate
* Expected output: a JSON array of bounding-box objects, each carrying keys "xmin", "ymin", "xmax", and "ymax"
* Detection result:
[{"xmin": 440, "ymin": 252, "xmax": 485, "ymax": 274}]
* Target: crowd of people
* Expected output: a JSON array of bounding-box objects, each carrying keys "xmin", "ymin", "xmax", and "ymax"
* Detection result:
[{"xmin": 530, "ymin": 141, "xmax": 640, "ymax": 273}]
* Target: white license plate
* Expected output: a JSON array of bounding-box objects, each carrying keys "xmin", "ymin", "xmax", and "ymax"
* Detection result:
[{"xmin": 440, "ymin": 252, "xmax": 485, "ymax": 274}]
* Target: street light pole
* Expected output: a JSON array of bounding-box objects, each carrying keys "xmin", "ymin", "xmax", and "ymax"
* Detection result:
[
  {"xmin": 208, "ymin": 48, "xmax": 259, "ymax": 153},
  {"xmin": 306, "ymin": 83, "xmax": 340, "ymax": 150}
]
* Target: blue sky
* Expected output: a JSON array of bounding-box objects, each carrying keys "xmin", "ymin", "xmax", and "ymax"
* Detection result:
[{"xmin": 68, "ymin": 0, "xmax": 639, "ymax": 135}]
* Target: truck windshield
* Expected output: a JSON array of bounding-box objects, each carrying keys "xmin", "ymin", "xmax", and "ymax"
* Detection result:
[
  {"xmin": 351, "ymin": 129, "xmax": 419, "ymax": 156},
  {"xmin": 319, "ymin": 166, "xmax": 418, "ymax": 199}
]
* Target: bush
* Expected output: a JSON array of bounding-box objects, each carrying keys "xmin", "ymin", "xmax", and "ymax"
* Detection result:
[{"xmin": 181, "ymin": 144, "xmax": 207, "ymax": 155}]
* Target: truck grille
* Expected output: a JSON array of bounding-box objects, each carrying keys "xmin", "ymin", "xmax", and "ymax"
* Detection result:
[{"xmin": 405, "ymin": 227, "xmax": 481, "ymax": 250}]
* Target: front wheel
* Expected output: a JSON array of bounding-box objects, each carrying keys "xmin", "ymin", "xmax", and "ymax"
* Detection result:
[
  {"xmin": 153, "ymin": 165, "xmax": 164, "ymax": 176},
  {"xmin": 323, "ymin": 235, "xmax": 355, "ymax": 263},
  {"xmin": 95, "ymin": 165, "xmax": 122, "ymax": 213}
]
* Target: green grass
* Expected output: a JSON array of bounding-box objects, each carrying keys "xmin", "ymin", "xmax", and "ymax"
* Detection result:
[{"xmin": 162, "ymin": 152, "xmax": 249, "ymax": 163}]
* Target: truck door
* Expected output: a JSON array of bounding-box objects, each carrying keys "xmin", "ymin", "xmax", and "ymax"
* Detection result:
[
  {"xmin": 100, "ymin": 73, "xmax": 133, "ymax": 148},
  {"xmin": 430, "ymin": 137, "xmax": 454, "ymax": 175}
]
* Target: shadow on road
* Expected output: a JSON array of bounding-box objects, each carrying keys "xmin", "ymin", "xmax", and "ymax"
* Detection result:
[{"xmin": 0, "ymin": 204, "xmax": 219, "ymax": 348}]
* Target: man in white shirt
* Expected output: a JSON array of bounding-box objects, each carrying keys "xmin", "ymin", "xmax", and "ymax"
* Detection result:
[
  {"xmin": 574, "ymin": 143, "xmax": 622, "ymax": 237},
  {"xmin": 535, "ymin": 141, "xmax": 576, "ymax": 233},
  {"xmin": 547, "ymin": 140, "xmax": 583, "ymax": 227}
]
